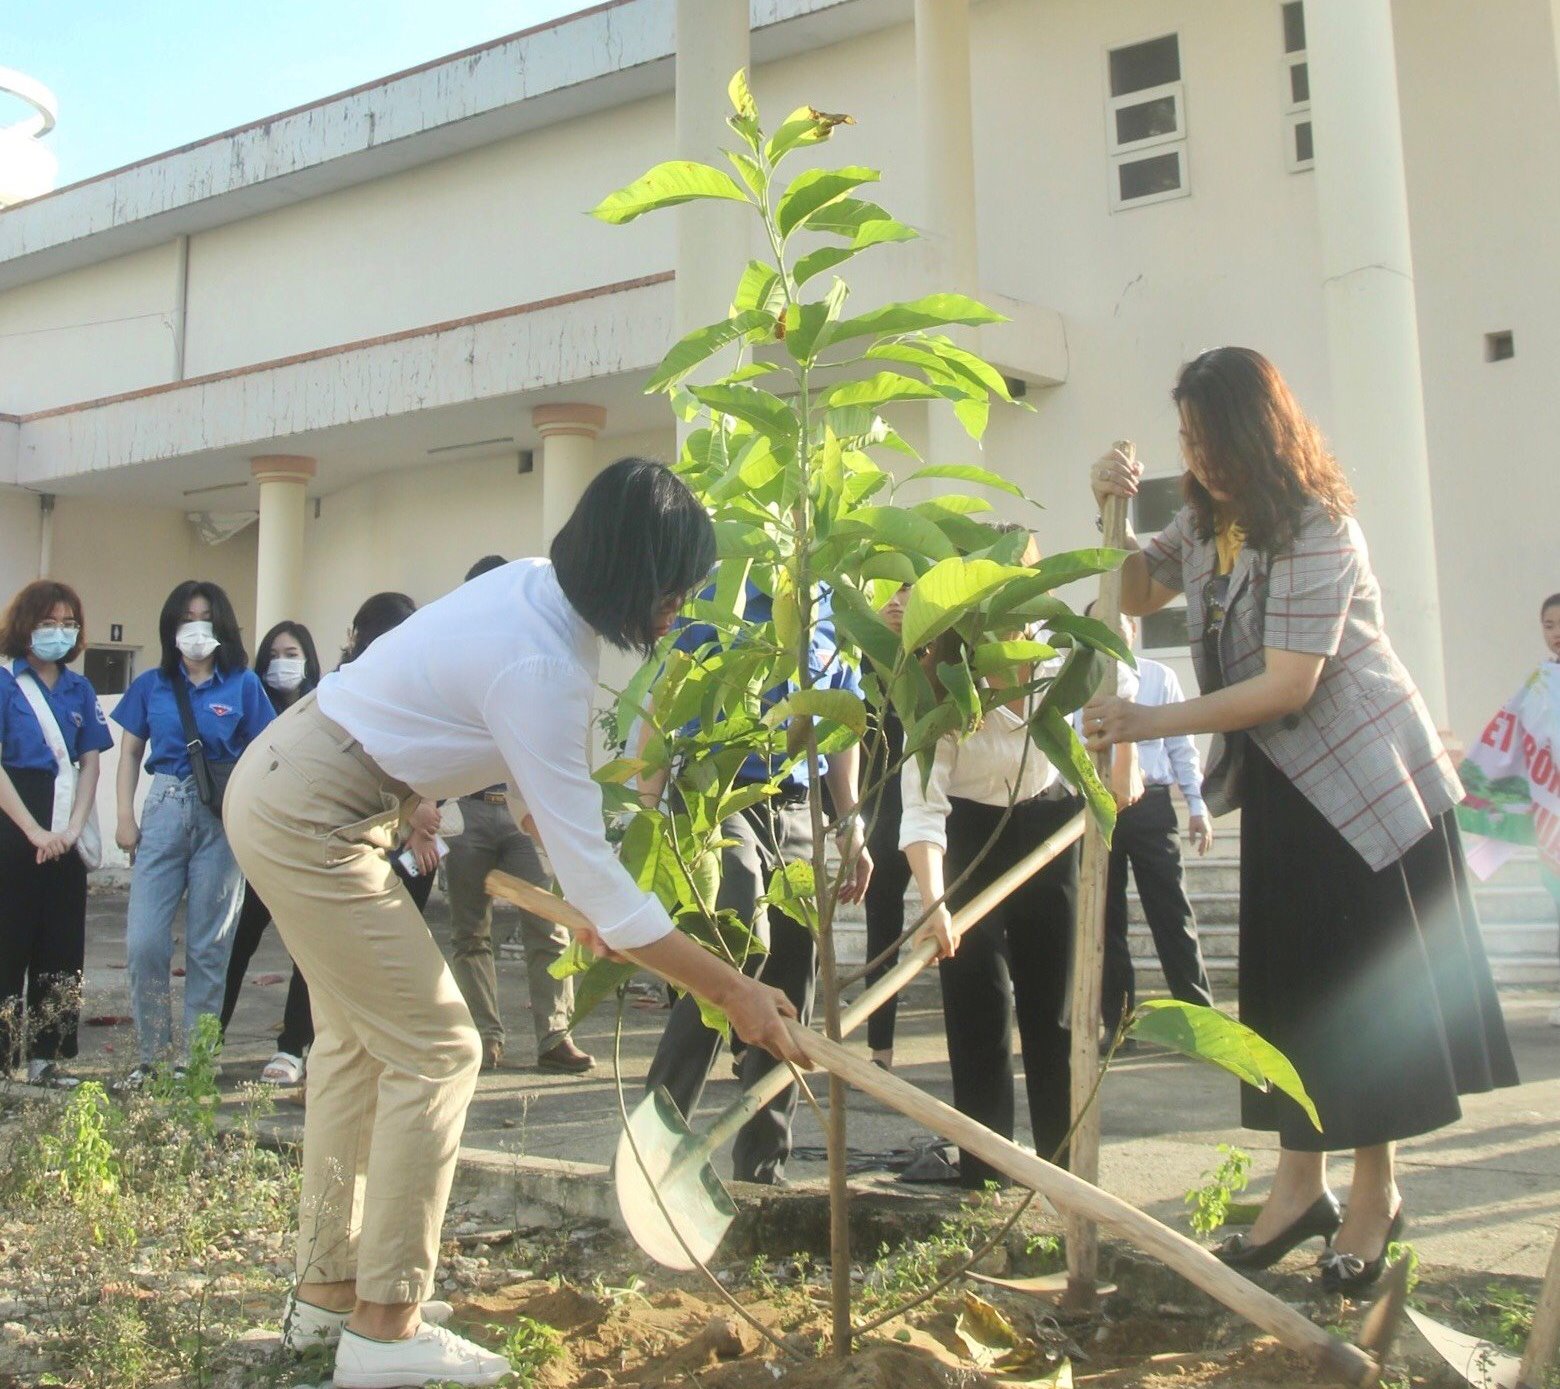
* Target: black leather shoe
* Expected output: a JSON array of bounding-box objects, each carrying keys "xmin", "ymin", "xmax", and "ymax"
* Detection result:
[
  {"xmin": 1318, "ymin": 1205, "xmax": 1406, "ymax": 1293},
  {"xmin": 1214, "ymin": 1191, "xmax": 1342, "ymax": 1270}
]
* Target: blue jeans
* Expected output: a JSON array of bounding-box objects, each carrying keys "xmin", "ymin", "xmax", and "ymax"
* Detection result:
[{"xmin": 125, "ymin": 774, "xmax": 244, "ymax": 1063}]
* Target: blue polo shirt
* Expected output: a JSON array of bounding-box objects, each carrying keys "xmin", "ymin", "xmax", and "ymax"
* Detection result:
[
  {"xmin": 673, "ymin": 582, "xmax": 862, "ymax": 789},
  {"xmin": 0, "ymin": 661, "xmax": 115, "ymax": 774},
  {"xmin": 112, "ymin": 664, "xmax": 275, "ymax": 778}
]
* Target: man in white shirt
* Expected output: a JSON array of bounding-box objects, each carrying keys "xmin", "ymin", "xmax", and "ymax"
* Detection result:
[{"xmin": 1083, "ymin": 609, "xmax": 1214, "ymax": 1041}]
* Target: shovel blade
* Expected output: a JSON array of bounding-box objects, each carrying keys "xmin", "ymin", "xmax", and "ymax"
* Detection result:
[
  {"xmin": 614, "ymin": 1087, "xmax": 738, "ymax": 1272},
  {"xmin": 1405, "ymin": 1308, "xmax": 1522, "ymax": 1389}
]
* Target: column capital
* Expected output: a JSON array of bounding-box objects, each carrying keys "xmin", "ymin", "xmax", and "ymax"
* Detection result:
[
  {"xmin": 250, "ymin": 454, "xmax": 317, "ymax": 485},
  {"xmin": 531, "ymin": 404, "xmax": 606, "ymax": 440}
]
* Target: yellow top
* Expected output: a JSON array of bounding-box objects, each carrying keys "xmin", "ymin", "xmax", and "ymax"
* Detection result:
[{"xmin": 1214, "ymin": 519, "xmax": 1246, "ymax": 576}]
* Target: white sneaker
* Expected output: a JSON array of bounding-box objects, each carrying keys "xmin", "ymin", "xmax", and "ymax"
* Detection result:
[
  {"xmin": 333, "ymin": 1322, "xmax": 509, "ymax": 1387},
  {"xmin": 280, "ymin": 1295, "xmax": 454, "ymax": 1351}
]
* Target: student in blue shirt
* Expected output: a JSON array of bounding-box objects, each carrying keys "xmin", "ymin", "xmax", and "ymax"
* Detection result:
[
  {"xmin": 638, "ymin": 579, "xmax": 873, "ymax": 1184},
  {"xmin": 0, "ymin": 580, "xmax": 114, "ymax": 1088},
  {"xmin": 112, "ymin": 581, "xmax": 274, "ymax": 1086}
]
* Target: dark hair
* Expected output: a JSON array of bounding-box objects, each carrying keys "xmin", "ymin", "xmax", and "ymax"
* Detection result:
[
  {"xmin": 341, "ymin": 592, "xmax": 416, "ymax": 665},
  {"xmin": 550, "ymin": 457, "xmax": 716, "ymax": 657},
  {"xmin": 465, "ymin": 555, "xmax": 507, "ymax": 582},
  {"xmin": 1, "ymin": 580, "xmax": 87, "ymax": 663},
  {"xmin": 159, "ymin": 581, "xmax": 247, "ymax": 675},
  {"xmin": 256, "ymin": 620, "xmax": 322, "ymax": 708},
  {"xmin": 1171, "ymin": 347, "xmax": 1355, "ymax": 555},
  {"xmin": 1542, "ymin": 593, "xmax": 1560, "ymax": 617}
]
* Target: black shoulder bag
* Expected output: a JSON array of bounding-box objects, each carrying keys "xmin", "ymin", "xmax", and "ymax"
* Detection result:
[{"xmin": 172, "ymin": 677, "xmax": 236, "ymax": 817}]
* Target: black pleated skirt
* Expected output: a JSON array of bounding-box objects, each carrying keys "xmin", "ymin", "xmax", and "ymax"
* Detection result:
[{"xmin": 1237, "ymin": 746, "xmax": 1518, "ymax": 1150}]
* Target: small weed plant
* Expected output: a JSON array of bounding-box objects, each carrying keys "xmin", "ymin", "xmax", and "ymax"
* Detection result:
[{"xmin": 1183, "ymin": 1143, "xmax": 1252, "ymax": 1237}]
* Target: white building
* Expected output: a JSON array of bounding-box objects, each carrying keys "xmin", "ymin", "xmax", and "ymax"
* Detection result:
[{"xmin": 1, "ymin": 0, "xmax": 1555, "ymax": 805}]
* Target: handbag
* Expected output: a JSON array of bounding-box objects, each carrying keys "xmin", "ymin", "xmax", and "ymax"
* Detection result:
[
  {"xmin": 13, "ymin": 669, "xmax": 104, "ymax": 869},
  {"xmin": 171, "ymin": 675, "xmax": 235, "ymax": 817}
]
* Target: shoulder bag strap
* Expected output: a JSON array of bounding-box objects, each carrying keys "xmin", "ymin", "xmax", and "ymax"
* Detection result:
[
  {"xmin": 171, "ymin": 673, "xmax": 216, "ymax": 802},
  {"xmin": 13, "ymin": 668, "xmax": 77, "ymax": 834}
]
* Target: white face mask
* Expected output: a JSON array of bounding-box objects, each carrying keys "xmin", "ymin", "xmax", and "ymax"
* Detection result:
[
  {"xmin": 264, "ymin": 657, "xmax": 307, "ymax": 692},
  {"xmin": 175, "ymin": 621, "xmax": 220, "ymax": 661}
]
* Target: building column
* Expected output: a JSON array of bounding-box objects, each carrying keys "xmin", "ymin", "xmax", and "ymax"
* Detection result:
[
  {"xmin": 674, "ymin": 0, "xmax": 751, "ymax": 382},
  {"xmin": 533, "ymin": 404, "xmax": 606, "ymax": 548},
  {"xmin": 250, "ymin": 455, "xmax": 315, "ymax": 641},
  {"xmin": 1308, "ymin": 0, "xmax": 1449, "ymax": 722},
  {"xmin": 915, "ymin": 0, "xmax": 978, "ymax": 294}
]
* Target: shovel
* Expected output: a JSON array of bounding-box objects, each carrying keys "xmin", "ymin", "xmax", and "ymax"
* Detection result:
[{"xmin": 489, "ymin": 812, "xmax": 1086, "ymax": 1270}]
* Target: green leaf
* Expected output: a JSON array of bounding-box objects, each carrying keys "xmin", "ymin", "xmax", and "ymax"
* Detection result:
[
  {"xmin": 829, "ymin": 583, "xmax": 902, "ymax": 670},
  {"xmin": 793, "ymin": 244, "xmax": 856, "ymax": 287},
  {"xmin": 1129, "ymin": 1001, "xmax": 1322, "ymax": 1132},
  {"xmin": 819, "ymin": 371, "xmax": 942, "ymax": 412},
  {"xmin": 1038, "ymin": 644, "xmax": 1105, "ymax": 718},
  {"xmin": 727, "ymin": 69, "xmax": 757, "ymax": 120},
  {"xmin": 901, "ymin": 556, "xmax": 1029, "ymax": 650},
  {"xmin": 838, "ymin": 505, "xmax": 957, "ymax": 563},
  {"xmin": 593, "ymin": 757, "xmax": 649, "ymax": 785},
  {"xmin": 904, "ymin": 463, "xmax": 1026, "ymax": 499},
  {"xmin": 784, "ymin": 278, "xmax": 849, "ymax": 364},
  {"xmin": 953, "ymin": 394, "xmax": 990, "ymax": 440},
  {"xmin": 1044, "ymin": 612, "xmax": 1138, "ymax": 670},
  {"xmin": 646, "ymin": 309, "xmax": 774, "ymax": 394},
  {"xmin": 1029, "ymin": 705, "xmax": 1115, "ymax": 839},
  {"xmin": 592, "ymin": 161, "xmax": 750, "ymax": 224},
  {"xmin": 776, "ymin": 165, "xmax": 880, "ymax": 238},
  {"xmin": 766, "ymin": 687, "xmax": 868, "ymax": 740},
  {"xmin": 849, "ymin": 216, "xmax": 918, "ymax": 249},
  {"xmin": 937, "ymin": 656, "xmax": 981, "ymax": 730},
  {"xmin": 971, "ymin": 639, "xmax": 1057, "ymax": 678},
  {"xmin": 904, "ymin": 701, "xmax": 963, "ymax": 787},
  {"xmin": 858, "ymin": 550, "xmax": 923, "ymax": 584},
  {"xmin": 766, "ymin": 858, "xmax": 818, "ymax": 933},
  {"xmin": 689, "ymin": 383, "xmax": 799, "ymax": 442},
  {"xmin": 725, "ymin": 149, "xmax": 765, "ymax": 199},
  {"xmin": 732, "ymin": 260, "xmax": 787, "ymax": 316},
  {"xmin": 805, "ymin": 197, "xmax": 895, "ymax": 238},
  {"xmin": 764, "ymin": 105, "xmax": 854, "ymax": 164},
  {"xmin": 911, "ymin": 493, "xmax": 993, "ymax": 520},
  {"xmin": 829, "ymin": 294, "xmax": 1006, "ymax": 347},
  {"xmin": 998, "ymin": 549, "xmax": 1130, "ymax": 597},
  {"xmin": 565, "ymin": 956, "xmax": 640, "ymax": 1025}
]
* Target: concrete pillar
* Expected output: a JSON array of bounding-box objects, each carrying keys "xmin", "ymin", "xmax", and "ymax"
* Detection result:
[
  {"xmin": 533, "ymin": 404, "xmax": 606, "ymax": 548},
  {"xmin": 915, "ymin": 0, "xmax": 980, "ymax": 471},
  {"xmin": 1307, "ymin": 0, "xmax": 1448, "ymax": 722},
  {"xmin": 915, "ymin": 0, "xmax": 978, "ymax": 293},
  {"xmin": 674, "ymin": 0, "xmax": 751, "ymax": 345},
  {"xmin": 250, "ymin": 455, "xmax": 315, "ymax": 641}
]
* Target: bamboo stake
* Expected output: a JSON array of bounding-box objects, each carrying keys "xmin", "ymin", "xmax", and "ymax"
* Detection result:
[
  {"xmin": 1519, "ymin": 1223, "xmax": 1560, "ymax": 1388},
  {"xmin": 1066, "ymin": 447, "xmax": 1132, "ymax": 1308},
  {"xmin": 788, "ymin": 1025, "xmax": 1381, "ymax": 1388}
]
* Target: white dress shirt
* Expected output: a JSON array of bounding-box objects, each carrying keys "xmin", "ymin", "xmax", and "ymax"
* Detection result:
[
  {"xmin": 317, "ymin": 558, "xmax": 673, "ymax": 951},
  {"xmin": 899, "ymin": 700, "xmax": 1060, "ymax": 852}
]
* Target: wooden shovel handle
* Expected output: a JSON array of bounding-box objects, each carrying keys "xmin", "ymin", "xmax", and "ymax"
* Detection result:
[
  {"xmin": 486, "ymin": 870, "xmax": 594, "ymax": 933},
  {"xmin": 786, "ymin": 1023, "xmax": 1380, "ymax": 1388}
]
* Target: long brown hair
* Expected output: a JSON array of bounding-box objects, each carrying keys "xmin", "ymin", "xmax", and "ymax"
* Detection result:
[{"xmin": 1172, "ymin": 347, "xmax": 1354, "ymax": 554}]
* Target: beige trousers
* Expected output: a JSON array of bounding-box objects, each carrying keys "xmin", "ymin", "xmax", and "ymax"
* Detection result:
[{"xmin": 224, "ymin": 695, "xmax": 481, "ymax": 1304}]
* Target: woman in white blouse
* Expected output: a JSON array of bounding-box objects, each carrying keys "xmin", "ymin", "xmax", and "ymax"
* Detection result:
[
  {"xmin": 224, "ymin": 459, "xmax": 805, "ymax": 1389},
  {"xmin": 902, "ymin": 539, "xmax": 1136, "ymax": 1188}
]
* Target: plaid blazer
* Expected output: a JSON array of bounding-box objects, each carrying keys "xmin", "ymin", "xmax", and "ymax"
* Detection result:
[{"xmin": 1143, "ymin": 503, "xmax": 1460, "ymax": 871}]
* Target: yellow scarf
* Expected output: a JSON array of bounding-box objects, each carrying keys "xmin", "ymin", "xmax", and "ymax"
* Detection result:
[{"xmin": 1214, "ymin": 519, "xmax": 1246, "ymax": 576}]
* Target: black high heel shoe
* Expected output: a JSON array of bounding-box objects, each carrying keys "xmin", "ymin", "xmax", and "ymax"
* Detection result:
[
  {"xmin": 1213, "ymin": 1191, "xmax": 1342, "ymax": 1270},
  {"xmin": 1318, "ymin": 1205, "xmax": 1406, "ymax": 1293}
]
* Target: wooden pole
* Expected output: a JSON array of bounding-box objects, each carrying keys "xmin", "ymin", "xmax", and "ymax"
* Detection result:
[
  {"xmin": 1519, "ymin": 1224, "xmax": 1560, "ymax": 1388},
  {"xmin": 1065, "ymin": 447, "xmax": 1132, "ymax": 1308},
  {"xmin": 789, "ymin": 1025, "xmax": 1380, "ymax": 1388}
]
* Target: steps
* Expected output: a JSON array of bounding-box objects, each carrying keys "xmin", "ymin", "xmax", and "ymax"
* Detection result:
[{"xmin": 827, "ymin": 831, "xmax": 1556, "ymax": 988}]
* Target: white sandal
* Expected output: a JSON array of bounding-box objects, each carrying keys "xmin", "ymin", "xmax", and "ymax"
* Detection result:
[{"xmin": 261, "ymin": 1051, "xmax": 305, "ymax": 1086}]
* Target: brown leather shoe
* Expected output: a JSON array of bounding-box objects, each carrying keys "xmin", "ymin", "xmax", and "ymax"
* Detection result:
[
  {"xmin": 536, "ymin": 1038, "xmax": 595, "ymax": 1075},
  {"xmin": 481, "ymin": 1039, "xmax": 503, "ymax": 1071}
]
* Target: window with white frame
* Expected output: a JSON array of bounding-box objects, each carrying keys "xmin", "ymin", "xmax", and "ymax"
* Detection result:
[
  {"xmin": 1281, "ymin": 2, "xmax": 1314, "ymax": 172},
  {"xmin": 1106, "ymin": 33, "xmax": 1189, "ymax": 210}
]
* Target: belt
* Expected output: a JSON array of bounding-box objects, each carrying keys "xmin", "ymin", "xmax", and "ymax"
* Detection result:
[
  {"xmin": 736, "ymin": 779, "xmax": 808, "ymax": 805},
  {"xmin": 461, "ymin": 789, "xmax": 509, "ymax": 806}
]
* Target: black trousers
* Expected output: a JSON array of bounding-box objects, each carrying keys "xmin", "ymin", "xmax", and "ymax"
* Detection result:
[
  {"xmin": 941, "ymin": 794, "xmax": 1080, "ymax": 1188},
  {"xmin": 645, "ymin": 799, "xmax": 813, "ymax": 1184},
  {"xmin": 862, "ymin": 774, "xmax": 911, "ymax": 1052},
  {"xmin": 0, "ymin": 767, "xmax": 86, "ymax": 1065},
  {"xmin": 1100, "ymin": 785, "xmax": 1212, "ymax": 1033},
  {"xmin": 219, "ymin": 851, "xmax": 432, "ymax": 1057}
]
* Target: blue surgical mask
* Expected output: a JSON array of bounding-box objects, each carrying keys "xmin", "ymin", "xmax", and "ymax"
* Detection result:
[{"xmin": 30, "ymin": 627, "xmax": 76, "ymax": 663}]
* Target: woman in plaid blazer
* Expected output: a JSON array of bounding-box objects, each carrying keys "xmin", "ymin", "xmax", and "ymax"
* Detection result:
[{"xmin": 1084, "ymin": 347, "xmax": 1516, "ymax": 1292}]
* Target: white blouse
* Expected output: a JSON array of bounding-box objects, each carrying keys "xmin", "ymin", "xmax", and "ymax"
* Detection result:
[
  {"xmin": 317, "ymin": 558, "xmax": 674, "ymax": 951},
  {"xmin": 898, "ymin": 701, "xmax": 1060, "ymax": 852}
]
